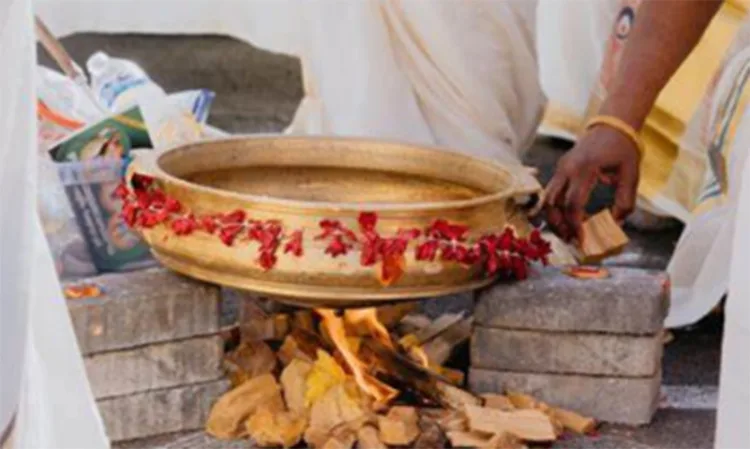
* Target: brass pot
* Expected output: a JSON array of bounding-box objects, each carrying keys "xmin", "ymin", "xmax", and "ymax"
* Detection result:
[{"xmin": 126, "ymin": 135, "xmax": 541, "ymax": 308}]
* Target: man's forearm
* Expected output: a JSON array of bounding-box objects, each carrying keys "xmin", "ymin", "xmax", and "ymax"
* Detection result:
[{"xmin": 601, "ymin": 0, "xmax": 724, "ymax": 130}]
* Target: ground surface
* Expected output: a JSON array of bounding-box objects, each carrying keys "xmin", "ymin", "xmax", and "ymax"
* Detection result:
[{"xmin": 45, "ymin": 34, "xmax": 722, "ymax": 449}]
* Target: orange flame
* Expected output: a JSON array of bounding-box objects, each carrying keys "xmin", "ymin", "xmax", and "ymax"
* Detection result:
[
  {"xmin": 344, "ymin": 308, "xmax": 394, "ymax": 349},
  {"xmin": 316, "ymin": 309, "xmax": 398, "ymax": 405}
]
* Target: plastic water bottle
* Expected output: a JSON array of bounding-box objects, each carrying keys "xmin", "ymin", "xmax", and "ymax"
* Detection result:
[{"xmin": 86, "ymin": 52, "xmax": 203, "ymax": 149}]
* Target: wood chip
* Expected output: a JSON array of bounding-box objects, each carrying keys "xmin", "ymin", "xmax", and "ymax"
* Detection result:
[
  {"xmin": 378, "ymin": 406, "xmax": 421, "ymax": 446},
  {"xmin": 436, "ymin": 380, "xmax": 483, "ymax": 409},
  {"xmin": 206, "ymin": 374, "xmax": 282, "ymax": 439},
  {"xmin": 505, "ymin": 392, "xmax": 539, "ymax": 410},
  {"xmin": 551, "ymin": 408, "xmax": 597, "ymax": 435},
  {"xmin": 357, "ymin": 425, "xmax": 386, "ymax": 449},
  {"xmin": 446, "ymin": 430, "xmax": 492, "ymax": 448},
  {"xmin": 224, "ymin": 341, "xmax": 277, "ymax": 387},
  {"xmin": 292, "ymin": 310, "xmax": 315, "ymax": 332},
  {"xmin": 305, "ymin": 384, "xmax": 366, "ymax": 448},
  {"xmin": 422, "ymin": 317, "xmax": 474, "ymax": 365},
  {"xmin": 414, "ymin": 414, "xmax": 447, "ymax": 449},
  {"xmin": 321, "ymin": 429, "xmax": 356, "ymax": 449},
  {"xmin": 464, "ymin": 405, "xmax": 557, "ymax": 442},
  {"xmin": 429, "ymin": 409, "xmax": 468, "ymax": 432},
  {"xmin": 245, "ymin": 408, "xmax": 307, "ymax": 448},
  {"xmin": 280, "ymin": 358, "xmax": 312, "ymax": 414},
  {"xmin": 481, "ymin": 394, "xmax": 515, "ymax": 411},
  {"xmin": 579, "ymin": 209, "xmax": 629, "ymax": 262},
  {"xmin": 241, "ymin": 312, "xmax": 290, "ymax": 342},
  {"xmin": 484, "ymin": 432, "xmax": 528, "ymax": 449}
]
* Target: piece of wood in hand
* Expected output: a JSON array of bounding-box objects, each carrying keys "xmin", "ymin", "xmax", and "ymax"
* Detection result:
[
  {"xmin": 378, "ymin": 406, "xmax": 421, "ymax": 446},
  {"xmin": 357, "ymin": 425, "xmax": 386, "ymax": 449},
  {"xmin": 464, "ymin": 405, "xmax": 556, "ymax": 442},
  {"xmin": 578, "ymin": 209, "xmax": 629, "ymax": 263}
]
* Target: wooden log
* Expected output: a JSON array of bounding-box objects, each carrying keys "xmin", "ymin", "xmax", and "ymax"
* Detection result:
[
  {"xmin": 464, "ymin": 405, "xmax": 556, "ymax": 442},
  {"xmin": 482, "ymin": 394, "xmax": 515, "ymax": 411},
  {"xmin": 378, "ymin": 407, "xmax": 421, "ymax": 446},
  {"xmin": 413, "ymin": 414, "xmax": 447, "ymax": 449},
  {"xmin": 421, "ymin": 317, "xmax": 474, "ymax": 366},
  {"xmin": 205, "ymin": 374, "xmax": 283, "ymax": 440},
  {"xmin": 357, "ymin": 425, "xmax": 386, "ymax": 449},
  {"xmin": 507, "ymin": 391, "xmax": 595, "ymax": 435}
]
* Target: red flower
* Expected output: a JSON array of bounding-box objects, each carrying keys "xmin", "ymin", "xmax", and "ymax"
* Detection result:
[
  {"xmin": 360, "ymin": 239, "xmax": 380, "ymax": 266},
  {"xmin": 222, "ymin": 209, "xmax": 247, "ymax": 225},
  {"xmin": 510, "ymin": 255, "xmax": 528, "ymax": 280},
  {"xmin": 397, "ymin": 228, "xmax": 421, "ymax": 240},
  {"xmin": 219, "ymin": 224, "xmax": 243, "ymax": 246},
  {"xmin": 426, "ymin": 219, "xmax": 469, "ymax": 241},
  {"xmin": 415, "ymin": 240, "xmax": 440, "ymax": 261},
  {"xmin": 200, "ymin": 216, "xmax": 218, "ymax": 234},
  {"xmin": 131, "ymin": 173, "xmax": 155, "ymax": 190},
  {"xmin": 358, "ymin": 212, "xmax": 378, "ymax": 232},
  {"xmin": 258, "ymin": 251, "xmax": 278, "ymax": 271},
  {"xmin": 121, "ymin": 202, "xmax": 139, "ymax": 227},
  {"xmin": 325, "ymin": 235, "xmax": 350, "ymax": 257},
  {"xmin": 171, "ymin": 216, "xmax": 197, "ymax": 235},
  {"xmin": 164, "ymin": 197, "xmax": 182, "ymax": 213},
  {"xmin": 498, "ymin": 228, "xmax": 515, "ymax": 251},
  {"xmin": 113, "ymin": 182, "xmax": 130, "ymax": 200},
  {"xmin": 138, "ymin": 210, "xmax": 160, "ymax": 228},
  {"xmin": 283, "ymin": 230, "xmax": 304, "ymax": 257}
]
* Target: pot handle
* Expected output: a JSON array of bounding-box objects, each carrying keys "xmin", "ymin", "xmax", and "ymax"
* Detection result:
[
  {"xmin": 512, "ymin": 166, "xmax": 544, "ymax": 216},
  {"xmin": 124, "ymin": 149, "xmax": 160, "ymax": 188}
]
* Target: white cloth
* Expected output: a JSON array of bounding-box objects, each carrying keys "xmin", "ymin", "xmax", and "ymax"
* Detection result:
[
  {"xmin": 36, "ymin": 0, "xmax": 546, "ymax": 166},
  {"xmin": 0, "ymin": 0, "xmax": 108, "ymax": 447}
]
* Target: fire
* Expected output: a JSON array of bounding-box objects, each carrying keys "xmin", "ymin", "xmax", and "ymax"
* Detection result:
[
  {"xmin": 344, "ymin": 308, "xmax": 394, "ymax": 349},
  {"xmin": 315, "ymin": 308, "xmax": 398, "ymax": 405}
]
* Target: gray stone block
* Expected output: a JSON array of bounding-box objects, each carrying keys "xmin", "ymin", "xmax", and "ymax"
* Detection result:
[
  {"xmin": 471, "ymin": 327, "xmax": 662, "ymax": 377},
  {"xmin": 66, "ymin": 268, "xmax": 221, "ymax": 355},
  {"xmin": 469, "ymin": 368, "xmax": 661, "ymax": 425},
  {"xmin": 476, "ymin": 267, "xmax": 669, "ymax": 334},
  {"xmin": 86, "ymin": 336, "xmax": 224, "ymax": 399},
  {"xmin": 98, "ymin": 380, "xmax": 229, "ymax": 443}
]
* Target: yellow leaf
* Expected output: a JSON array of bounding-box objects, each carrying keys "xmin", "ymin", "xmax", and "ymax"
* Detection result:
[{"xmin": 305, "ymin": 349, "xmax": 347, "ymax": 407}]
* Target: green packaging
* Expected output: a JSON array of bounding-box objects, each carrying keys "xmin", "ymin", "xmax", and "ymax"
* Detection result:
[{"xmin": 49, "ymin": 106, "xmax": 156, "ymax": 273}]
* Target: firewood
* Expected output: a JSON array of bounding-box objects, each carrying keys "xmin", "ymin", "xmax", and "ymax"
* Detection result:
[
  {"xmin": 280, "ymin": 358, "xmax": 313, "ymax": 414},
  {"xmin": 377, "ymin": 303, "xmax": 418, "ymax": 329},
  {"xmin": 413, "ymin": 414, "xmax": 447, "ymax": 449},
  {"xmin": 421, "ymin": 317, "xmax": 473, "ymax": 365},
  {"xmin": 278, "ymin": 329, "xmax": 325, "ymax": 366},
  {"xmin": 224, "ymin": 341, "xmax": 277, "ymax": 387},
  {"xmin": 305, "ymin": 350, "xmax": 348, "ymax": 407},
  {"xmin": 413, "ymin": 313, "xmax": 466, "ymax": 344},
  {"xmin": 578, "ymin": 209, "xmax": 629, "ymax": 263},
  {"xmin": 433, "ymin": 365, "xmax": 465, "ymax": 385},
  {"xmin": 378, "ymin": 406, "xmax": 421, "ymax": 446},
  {"xmin": 481, "ymin": 394, "xmax": 515, "ymax": 411},
  {"xmin": 398, "ymin": 314, "xmax": 432, "ymax": 335},
  {"xmin": 436, "ymin": 381, "xmax": 483, "ymax": 409},
  {"xmin": 245, "ymin": 407, "xmax": 307, "ymax": 448},
  {"xmin": 464, "ymin": 405, "xmax": 557, "ymax": 442},
  {"xmin": 321, "ymin": 429, "xmax": 357, "ymax": 449},
  {"xmin": 357, "ymin": 425, "xmax": 386, "ymax": 449},
  {"xmin": 241, "ymin": 312, "xmax": 290, "ymax": 342},
  {"xmin": 425, "ymin": 409, "xmax": 468, "ymax": 432},
  {"xmin": 206, "ymin": 374, "xmax": 283, "ymax": 439},
  {"xmin": 305, "ymin": 384, "xmax": 366, "ymax": 448},
  {"xmin": 551, "ymin": 408, "xmax": 597, "ymax": 435},
  {"xmin": 484, "ymin": 432, "xmax": 528, "ymax": 449},
  {"xmin": 446, "ymin": 430, "xmax": 492, "ymax": 448},
  {"xmin": 292, "ymin": 310, "xmax": 315, "ymax": 332},
  {"xmin": 506, "ymin": 391, "xmax": 594, "ymax": 435}
]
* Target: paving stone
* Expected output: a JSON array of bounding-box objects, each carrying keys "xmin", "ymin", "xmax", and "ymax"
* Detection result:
[
  {"xmin": 86, "ymin": 335, "xmax": 224, "ymax": 399},
  {"xmin": 98, "ymin": 380, "xmax": 229, "ymax": 443},
  {"xmin": 476, "ymin": 267, "xmax": 669, "ymax": 335},
  {"xmin": 471, "ymin": 328, "xmax": 662, "ymax": 377},
  {"xmin": 66, "ymin": 268, "xmax": 221, "ymax": 355},
  {"xmin": 469, "ymin": 368, "xmax": 661, "ymax": 425}
]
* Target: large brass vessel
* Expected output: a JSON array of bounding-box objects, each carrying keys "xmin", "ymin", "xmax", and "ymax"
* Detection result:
[{"xmin": 126, "ymin": 136, "xmax": 541, "ymax": 308}]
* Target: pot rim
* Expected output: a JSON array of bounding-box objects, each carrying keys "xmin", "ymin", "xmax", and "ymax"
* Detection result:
[{"xmin": 142, "ymin": 134, "xmax": 535, "ymax": 214}]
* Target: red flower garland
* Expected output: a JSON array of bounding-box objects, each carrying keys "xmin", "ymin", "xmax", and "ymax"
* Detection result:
[{"xmin": 116, "ymin": 174, "xmax": 551, "ymax": 281}]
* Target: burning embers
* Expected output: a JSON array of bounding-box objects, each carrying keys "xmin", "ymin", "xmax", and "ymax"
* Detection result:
[{"xmin": 207, "ymin": 304, "xmax": 597, "ymax": 448}]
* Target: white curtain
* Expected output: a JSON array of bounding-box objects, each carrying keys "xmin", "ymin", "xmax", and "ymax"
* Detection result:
[{"xmin": 0, "ymin": 0, "xmax": 108, "ymax": 447}]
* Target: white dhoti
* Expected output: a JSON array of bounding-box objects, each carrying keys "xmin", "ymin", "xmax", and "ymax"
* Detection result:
[{"xmin": 0, "ymin": 0, "xmax": 108, "ymax": 447}]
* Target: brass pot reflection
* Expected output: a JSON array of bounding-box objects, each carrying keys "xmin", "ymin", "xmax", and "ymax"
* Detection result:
[{"xmin": 127, "ymin": 135, "xmax": 541, "ymax": 308}]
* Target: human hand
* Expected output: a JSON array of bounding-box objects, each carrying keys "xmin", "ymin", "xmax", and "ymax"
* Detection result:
[{"xmin": 544, "ymin": 125, "xmax": 641, "ymax": 242}]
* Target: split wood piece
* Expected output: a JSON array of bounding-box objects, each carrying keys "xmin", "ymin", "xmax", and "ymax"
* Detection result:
[
  {"xmin": 244, "ymin": 407, "xmax": 307, "ymax": 448},
  {"xmin": 422, "ymin": 409, "xmax": 468, "ymax": 432},
  {"xmin": 357, "ymin": 425, "xmax": 386, "ymax": 449},
  {"xmin": 206, "ymin": 374, "xmax": 283, "ymax": 439},
  {"xmin": 578, "ymin": 209, "xmax": 629, "ymax": 263},
  {"xmin": 378, "ymin": 406, "xmax": 421, "ymax": 446},
  {"xmin": 224, "ymin": 341, "xmax": 277, "ymax": 387},
  {"xmin": 292, "ymin": 310, "xmax": 315, "ymax": 332},
  {"xmin": 304, "ymin": 384, "xmax": 367, "ymax": 448},
  {"xmin": 464, "ymin": 405, "xmax": 557, "ymax": 442},
  {"xmin": 414, "ymin": 413, "xmax": 447, "ymax": 449},
  {"xmin": 280, "ymin": 359, "xmax": 313, "ymax": 414},
  {"xmin": 398, "ymin": 314, "xmax": 432, "ymax": 335},
  {"xmin": 447, "ymin": 430, "xmax": 492, "ymax": 448},
  {"xmin": 277, "ymin": 329, "xmax": 326, "ymax": 366},
  {"xmin": 482, "ymin": 394, "xmax": 515, "ymax": 411},
  {"xmin": 507, "ymin": 391, "xmax": 595, "ymax": 435},
  {"xmin": 363, "ymin": 337, "xmax": 482, "ymax": 410},
  {"xmin": 240, "ymin": 298, "xmax": 291, "ymax": 342},
  {"xmin": 421, "ymin": 317, "xmax": 474, "ymax": 366},
  {"xmin": 321, "ymin": 428, "xmax": 357, "ymax": 449}
]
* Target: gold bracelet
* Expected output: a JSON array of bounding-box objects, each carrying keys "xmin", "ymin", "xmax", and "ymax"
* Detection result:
[{"xmin": 584, "ymin": 115, "xmax": 645, "ymax": 157}]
